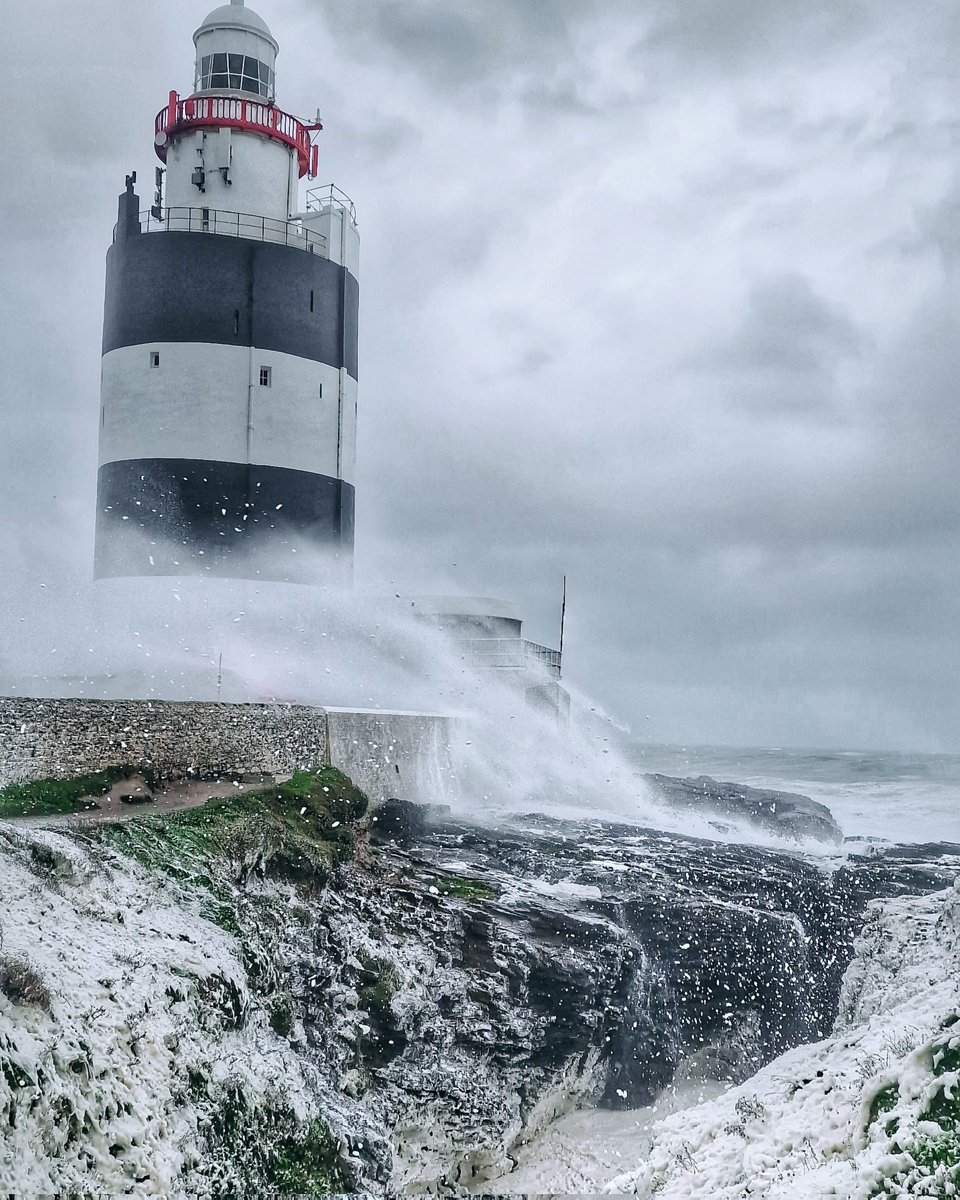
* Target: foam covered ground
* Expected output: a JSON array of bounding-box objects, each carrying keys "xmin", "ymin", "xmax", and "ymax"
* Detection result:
[
  {"xmin": 0, "ymin": 824, "xmax": 323, "ymax": 1196},
  {"xmin": 600, "ymin": 882, "xmax": 960, "ymax": 1198}
]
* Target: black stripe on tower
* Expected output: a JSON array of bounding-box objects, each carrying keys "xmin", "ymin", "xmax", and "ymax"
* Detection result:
[
  {"xmin": 102, "ymin": 233, "xmax": 359, "ymax": 379},
  {"xmin": 95, "ymin": 458, "xmax": 355, "ymax": 583}
]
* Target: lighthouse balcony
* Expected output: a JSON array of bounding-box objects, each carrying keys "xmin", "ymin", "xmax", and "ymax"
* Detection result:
[{"xmin": 116, "ymin": 206, "xmax": 329, "ymax": 256}]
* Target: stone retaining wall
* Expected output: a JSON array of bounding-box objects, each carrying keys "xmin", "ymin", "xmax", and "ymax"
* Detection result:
[
  {"xmin": 0, "ymin": 698, "xmax": 456, "ymax": 805},
  {"xmin": 0, "ymin": 699, "xmax": 327, "ymax": 787}
]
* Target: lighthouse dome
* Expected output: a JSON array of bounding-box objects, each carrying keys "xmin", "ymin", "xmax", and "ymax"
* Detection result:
[
  {"xmin": 194, "ymin": 0, "xmax": 279, "ymax": 100},
  {"xmin": 196, "ymin": 1, "xmax": 276, "ymax": 43}
]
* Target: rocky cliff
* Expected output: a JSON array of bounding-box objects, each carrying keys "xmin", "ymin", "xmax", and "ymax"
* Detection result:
[
  {"xmin": 605, "ymin": 882, "xmax": 960, "ymax": 1197},
  {"xmin": 0, "ymin": 773, "xmax": 956, "ymax": 1195}
]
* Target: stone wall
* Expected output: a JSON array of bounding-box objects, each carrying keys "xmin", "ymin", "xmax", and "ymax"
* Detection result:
[
  {"xmin": 0, "ymin": 698, "xmax": 457, "ymax": 804},
  {"xmin": 0, "ymin": 698, "xmax": 327, "ymax": 787}
]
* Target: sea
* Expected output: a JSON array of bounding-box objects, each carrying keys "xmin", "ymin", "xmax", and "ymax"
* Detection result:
[{"xmin": 626, "ymin": 741, "xmax": 960, "ymax": 846}]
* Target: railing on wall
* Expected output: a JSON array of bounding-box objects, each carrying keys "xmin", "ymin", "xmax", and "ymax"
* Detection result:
[
  {"xmin": 306, "ymin": 183, "xmax": 358, "ymax": 224},
  {"xmin": 459, "ymin": 638, "xmax": 562, "ymax": 678},
  {"xmin": 113, "ymin": 207, "xmax": 328, "ymax": 255}
]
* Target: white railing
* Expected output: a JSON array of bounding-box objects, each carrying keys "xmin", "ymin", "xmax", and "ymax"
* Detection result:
[
  {"xmin": 459, "ymin": 638, "xmax": 562, "ymax": 677},
  {"xmin": 117, "ymin": 207, "xmax": 328, "ymax": 255}
]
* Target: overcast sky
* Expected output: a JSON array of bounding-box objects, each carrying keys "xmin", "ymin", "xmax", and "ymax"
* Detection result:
[{"xmin": 1, "ymin": 0, "xmax": 959, "ymax": 751}]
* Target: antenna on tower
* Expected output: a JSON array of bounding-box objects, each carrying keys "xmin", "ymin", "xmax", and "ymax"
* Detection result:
[{"xmin": 559, "ymin": 575, "xmax": 567, "ymax": 677}]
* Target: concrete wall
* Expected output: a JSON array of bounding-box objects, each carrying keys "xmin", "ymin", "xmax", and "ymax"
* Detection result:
[
  {"xmin": 323, "ymin": 708, "xmax": 457, "ymax": 806},
  {"xmin": 0, "ymin": 698, "xmax": 455, "ymax": 806}
]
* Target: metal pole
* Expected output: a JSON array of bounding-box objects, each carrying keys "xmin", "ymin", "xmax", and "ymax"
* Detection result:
[{"xmin": 559, "ymin": 575, "xmax": 567, "ymax": 676}]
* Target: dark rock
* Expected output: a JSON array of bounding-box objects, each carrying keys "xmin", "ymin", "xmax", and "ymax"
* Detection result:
[
  {"xmin": 369, "ymin": 811, "xmax": 957, "ymax": 1116},
  {"xmin": 119, "ymin": 792, "xmax": 154, "ymax": 806},
  {"xmin": 646, "ymin": 772, "xmax": 843, "ymax": 845},
  {"xmin": 228, "ymin": 797, "xmax": 960, "ymax": 1192},
  {"xmin": 369, "ymin": 798, "xmax": 449, "ymax": 847}
]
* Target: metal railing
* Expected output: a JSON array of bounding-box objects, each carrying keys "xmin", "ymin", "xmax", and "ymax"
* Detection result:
[
  {"xmin": 459, "ymin": 638, "xmax": 562, "ymax": 677},
  {"xmin": 116, "ymin": 207, "xmax": 328, "ymax": 255},
  {"xmin": 306, "ymin": 182, "xmax": 357, "ymax": 224},
  {"xmin": 155, "ymin": 94, "xmax": 317, "ymax": 178}
]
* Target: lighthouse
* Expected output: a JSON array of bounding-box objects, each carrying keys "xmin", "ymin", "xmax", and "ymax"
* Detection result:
[{"xmin": 95, "ymin": 0, "xmax": 359, "ymax": 585}]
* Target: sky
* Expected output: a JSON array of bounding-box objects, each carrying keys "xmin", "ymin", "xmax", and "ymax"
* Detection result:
[{"xmin": 1, "ymin": 0, "xmax": 959, "ymax": 751}]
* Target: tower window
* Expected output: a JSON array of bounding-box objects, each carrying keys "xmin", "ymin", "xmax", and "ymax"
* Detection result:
[
  {"xmin": 310, "ymin": 289, "xmax": 315, "ymax": 313},
  {"xmin": 260, "ymin": 366, "xmax": 272, "ymax": 387},
  {"xmin": 149, "ymin": 351, "xmax": 160, "ymax": 368},
  {"xmin": 318, "ymin": 383, "xmax": 323, "ymax": 399},
  {"xmin": 197, "ymin": 52, "xmax": 274, "ymax": 98}
]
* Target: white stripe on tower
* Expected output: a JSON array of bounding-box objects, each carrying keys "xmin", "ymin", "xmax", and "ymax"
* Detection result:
[{"xmin": 100, "ymin": 344, "xmax": 356, "ymax": 486}]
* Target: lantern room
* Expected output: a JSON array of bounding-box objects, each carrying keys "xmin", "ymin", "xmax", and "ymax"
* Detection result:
[{"xmin": 193, "ymin": 1, "xmax": 279, "ymax": 100}]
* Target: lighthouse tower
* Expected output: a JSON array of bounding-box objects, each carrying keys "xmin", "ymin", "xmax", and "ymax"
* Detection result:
[{"xmin": 95, "ymin": 0, "xmax": 359, "ymax": 584}]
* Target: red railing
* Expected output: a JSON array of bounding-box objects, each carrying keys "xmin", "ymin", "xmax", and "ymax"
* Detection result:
[{"xmin": 155, "ymin": 92, "xmax": 320, "ymax": 178}]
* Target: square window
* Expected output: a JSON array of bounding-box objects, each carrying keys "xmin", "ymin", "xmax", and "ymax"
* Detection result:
[
  {"xmin": 149, "ymin": 351, "xmax": 160, "ymax": 368},
  {"xmin": 260, "ymin": 366, "xmax": 272, "ymax": 387}
]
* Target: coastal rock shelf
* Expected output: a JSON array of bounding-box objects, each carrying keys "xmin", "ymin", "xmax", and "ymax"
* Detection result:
[
  {"xmin": 394, "ymin": 808, "xmax": 956, "ymax": 1119},
  {"xmin": 0, "ymin": 778, "xmax": 957, "ymax": 1195},
  {"xmin": 603, "ymin": 883, "xmax": 960, "ymax": 1197}
]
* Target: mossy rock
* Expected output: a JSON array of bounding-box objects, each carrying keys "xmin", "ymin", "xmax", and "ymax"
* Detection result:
[
  {"xmin": 88, "ymin": 767, "xmax": 369, "ymax": 884},
  {"xmin": 867, "ymin": 1082, "xmax": 899, "ymax": 1128},
  {"xmin": 871, "ymin": 1131, "xmax": 960, "ymax": 1196},
  {"xmin": 356, "ymin": 952, "xmax": 399, "ymax": 1019},
  {"xmin": 415, "ymin": 871, "xmax": 499, "ymax": 903},
  {"xmin": 924, "ymin": 1035, "xmax": 960, "ymax": 1127},
  {"xmin": 192, "ymin": 1082, "xmax": 351, "ymax": 1197}
]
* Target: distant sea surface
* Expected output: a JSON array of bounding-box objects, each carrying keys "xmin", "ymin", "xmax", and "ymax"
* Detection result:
[{"xmin": 627, "ymin": 742, "xmax": 960, "ymax": 845}]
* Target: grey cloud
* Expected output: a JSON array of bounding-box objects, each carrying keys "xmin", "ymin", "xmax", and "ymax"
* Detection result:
[
  {"xmin": 636, "ymin": 0, "xmax": 873, "ymax": 80},
  {"xmin": 519, "ymin": 76, "xmax": 605, "ymax": 119},
  {"xmin": 314, "ymin": 0, "xmax": 595, "ymax": 89},
  {"xmin": 913, "ymin": 171, "xmax": 960, "ymax": 269},
  {"xmin": 685, "ymin": 275, "xmax": 863, "ymax": 414}
]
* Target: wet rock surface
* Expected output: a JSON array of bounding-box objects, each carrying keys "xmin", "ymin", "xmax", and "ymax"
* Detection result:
[
  {"xmin": 302, "ymin": 796, "xmax": 959, "ymax": 1191},
  {"xmin": 3, "ymin": 775, "xmax": 956, "ymax": 1196},
  {"xmin": 644, "ymin": 772, "xmax": 843, "ymax": 845}
]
